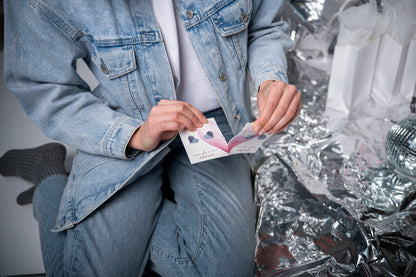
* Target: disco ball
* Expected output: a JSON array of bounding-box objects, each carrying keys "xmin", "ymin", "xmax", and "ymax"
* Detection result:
[{"xmin": 385, "ymin": 115, "xmax": 416, "ymax": 177}]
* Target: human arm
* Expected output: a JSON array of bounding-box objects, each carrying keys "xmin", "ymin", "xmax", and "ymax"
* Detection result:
[
  {"xmin": 128, "ymin": 100, "xmax": 207, "ymax": 152},
  {"xmin": 247, "ymin": 0, "xmax": 302, "ymax": 134},
  {"xmin": 4, "ymin": 1, "xmax": 152, "ymax": 159},
  {"xmin": 254, "ymin": 80, "xmax": 301, "ymax": 134}
]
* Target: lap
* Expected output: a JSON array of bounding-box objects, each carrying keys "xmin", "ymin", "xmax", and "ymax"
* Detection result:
[
  {"xmin": 149, "ymin": 138, "xmax": 256, "ymax": 277},
  {"xmin": 62, "ymin": 149, "xmax": 255, "ymax": 277},
  {"xmin": 63, "ymin": 164, "xmax": 164, "ymax": 277},
  {"xmin": 61, "ymin": 110, "xmax": 255, "ymax": 277}
]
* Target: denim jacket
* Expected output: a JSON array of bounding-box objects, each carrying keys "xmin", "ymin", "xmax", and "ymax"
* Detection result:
[{"xmin": 4, "ymin": 0, "xmax": 292, "ymax": 231}]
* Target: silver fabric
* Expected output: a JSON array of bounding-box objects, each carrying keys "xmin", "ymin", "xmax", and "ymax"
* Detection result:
[{"xmin": 254, "ymin": 1, "xmax": 416, "ymax": 276}]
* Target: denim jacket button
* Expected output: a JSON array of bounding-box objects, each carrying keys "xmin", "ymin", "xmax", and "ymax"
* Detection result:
[
  {"xmin": 235, "ymin": 113, "xmax": 241, "ymax": 121},
  {"xmin": 186, "ymin": 10, "xmax": 194, "ymax": 19},
  {"xmin": 219, "ymin": 73, "xmax": 227, "ymax": 82},
  {"xmin": 241, "ymin": 13, "xmax": 248, "ymax": 23},
  {"xmin": 101, "ymin": 64, "xmax": 109, "ymax": 75}
]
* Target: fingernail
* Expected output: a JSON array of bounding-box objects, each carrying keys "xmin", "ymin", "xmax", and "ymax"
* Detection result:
[
  {"xmin": 259, "ymin": 129, "xmax": 266, "ymax": 135},
  {"xmin": 197, "ymin": 121, "xmax": 203, "ymax": 128}
]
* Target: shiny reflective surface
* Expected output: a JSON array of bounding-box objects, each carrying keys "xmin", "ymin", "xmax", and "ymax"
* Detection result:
[
  {"xmin": 254, "ymin": 1, "xmax": 416, "ymax": 276},
  {"xmin": 386, "ymin": 115, "xmax": 416, "ymax": 177}
]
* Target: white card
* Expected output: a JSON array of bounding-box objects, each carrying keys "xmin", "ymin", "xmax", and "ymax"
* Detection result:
[{"xmin": 179, "ymin": 118, "xmax": 271, "ymax": 164}]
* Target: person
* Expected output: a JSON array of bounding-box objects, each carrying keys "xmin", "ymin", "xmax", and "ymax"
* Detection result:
[{"xmin": 2, "ymin": 0, "xmax": 301, "ymax": 276}]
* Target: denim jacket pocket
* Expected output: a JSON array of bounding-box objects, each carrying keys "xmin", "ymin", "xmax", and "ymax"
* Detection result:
[
  {"xmin": 90, "ymin": 43, "xmax": 148, "ymax": 118},
  {"xmin": 210, "ymin": 0, "xmax": 252, "ymax": 70},
  {"xmin": 211, "ymin": 0, "xmax": 252, "ymax": 36},
  {"xmin": 92, "ymin": 44, "xmax": 137, "ymax": 80}
]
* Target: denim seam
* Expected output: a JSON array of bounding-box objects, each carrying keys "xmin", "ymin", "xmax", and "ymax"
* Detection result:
[
  {"xmin": 175, "ymin": 157, "xmax": 207, "ymax": 264},
  {"xmin": 102, "ymin": 117, "xmax": 125, "ymax": 156},
  {"xmin": 252, "ymin": 63, "xmax": 288, "ymax": 87},
  {"xmin": 150, "ymin": 157, "xmax": 206, "ymax": 264},
  {"xmin": 28, "ymin": 0, "xmax": 88, "ymax": 54},
  {"xmin": 57, "ymin": 144, "xmax": 171, "ymax": 231},
  {"xmin": 230, "ymin": 34, "xmax": 245, "ymax": 70},
  {"xmin": 183, "ymin": 0, "xmax": 234, "ymax": 29},
  {"xmin": 151, "ymin": 246, "xmax": 193, "ymax": 263},
  {"xmin": 67, "ymin": 227, "xmax": 80, "ymax": 277},
  {"xmin": 93, "ymin": 37, "xmax": 162, "ymax": 47},
  {"xmin": 72, "ymin": 159, "xmax": 116, "ymax": 184},
  {"xmin": 210, "ymin": 10, "xmax": 251, "ymax": 37},
  {"xmin": 190, "ymin": 167, "xmax": 206, "ymax": 265}
]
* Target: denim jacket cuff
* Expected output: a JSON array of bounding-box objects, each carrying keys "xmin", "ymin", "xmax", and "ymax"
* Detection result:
[
  {"xmin": 254, "ymin": 64, "xmax": 289, "ymax": 91},
  {"xmin": 125, "ymin": 147, "xmax": 141, "ymax": 159},
  {"xmin": 101, "ymin": 117, "xmax": 143, "ymax": 159}
]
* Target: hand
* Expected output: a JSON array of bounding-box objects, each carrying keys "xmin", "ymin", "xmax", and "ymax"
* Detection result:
[
  {"xmin": 254, "ymin": 80, "xmax": 302, "ymax": 135},
  {"xmin": 128, "ymin": 100, "xmax": 208, "ymax": 152}
]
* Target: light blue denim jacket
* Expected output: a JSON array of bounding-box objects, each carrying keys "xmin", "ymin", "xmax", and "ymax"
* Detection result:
[{"xmin": 4, "ymin": 0, "xmax": 293, "ymax": 231}]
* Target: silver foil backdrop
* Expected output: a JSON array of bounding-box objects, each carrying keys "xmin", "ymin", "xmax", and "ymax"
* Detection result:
[{"xmin": 254, "ymin": 1, "xmax": 416, "ymax": 276}]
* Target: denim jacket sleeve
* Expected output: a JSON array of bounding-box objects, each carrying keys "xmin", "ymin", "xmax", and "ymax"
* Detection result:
[
  {"xmin": 3, "ymin": 0, "xmax": 142, "ymax": 159},
  {"xmin": 248, "ymin": 0, "xmax": 293, "ymax": 89}
]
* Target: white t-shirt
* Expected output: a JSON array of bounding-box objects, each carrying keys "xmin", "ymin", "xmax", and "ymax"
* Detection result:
[{"xmin": 152, "ymin": 0, "xmax": 221, "ymax": 112}]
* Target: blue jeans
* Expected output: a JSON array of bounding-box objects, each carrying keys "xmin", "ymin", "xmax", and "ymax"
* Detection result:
[{"xmin": 33, "ymin": 109, "xmax": 256, "ymax": 277}]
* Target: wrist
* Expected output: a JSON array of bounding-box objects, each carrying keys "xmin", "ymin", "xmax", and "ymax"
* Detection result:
[
  {"xmin": 127, "ymin": 126, "xmax": 143, "ymax": 151},
  {"xmin": 258, "ymin": 80, "xmax": 277, "ymax": 92}
]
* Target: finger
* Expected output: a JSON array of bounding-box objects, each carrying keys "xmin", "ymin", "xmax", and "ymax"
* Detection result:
[
  {"xmin": 274, "ymin": 103, "xmax": 302, "ymax": 134},
  {"xmin": 262, "ymin": 88, "xmax": 300, "ymax": 134},
  {"xmin": 165, "ymin": 111, "xmax": 201, "ymax": 131},
  {"xmin": 272, "ymin": 100, "xmax": 302, "ymax": 134},
  {"xmin": 256, "ymin": 83, "xmax": 296, "ymax": 134},
  {"xmin": 180, "ymin": 102, "xmax": 208, "ymax": 126},
  {"xmin": 149, "ymin": 111, "xmax": 196, "ymax": 133},
  {"xmin": 254, "ymin": 82, "xmax": 284, "ymax": 133},
  {"xmin": 150, "ymin": 102, "xmax": 196, "ymax": 130},
  {"xmin": 170, "ymin": 104, "xmax": 206, "ymax": 129},
  {"xmin": 138, "ymin": 120, "xmax": 181, "ymax": 151},
  {"xmin": 156, "ymin": 100, "xmax": 207, "ymax": 128}
]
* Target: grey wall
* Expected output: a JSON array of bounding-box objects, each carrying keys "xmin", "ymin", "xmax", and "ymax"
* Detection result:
[
  {"xmin": 0, "ymin": 50, "xmax": 47, "ymax": 275},
  {"xmin": 0, "ymin": 49, "xmax": 96, "ymax": 275}
]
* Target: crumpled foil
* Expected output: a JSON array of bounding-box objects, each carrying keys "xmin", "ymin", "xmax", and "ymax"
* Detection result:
[{"xmin": 254, "ymin": 1, "xmax": 416, "ymax": 276}]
